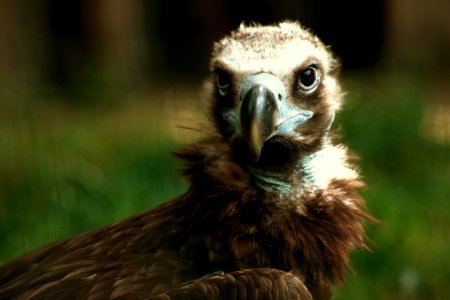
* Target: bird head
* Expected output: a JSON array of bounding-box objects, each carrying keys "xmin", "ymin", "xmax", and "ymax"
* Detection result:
[{"xmin": 207, "ymin": 22, "xmax": 342, "ymax": 165}]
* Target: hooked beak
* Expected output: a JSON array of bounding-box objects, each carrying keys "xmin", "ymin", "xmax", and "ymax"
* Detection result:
[
  {"xmin": 240, "ymin": 84, "xmax": 278, "ymax": 161},
  {"xmin": 238, "ymin": 73, "xmax": 313, "ymax": 161}
]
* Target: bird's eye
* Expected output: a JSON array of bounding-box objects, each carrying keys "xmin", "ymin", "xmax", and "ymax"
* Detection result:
[
  {"xmin": 298, "ymin": 65, "xmax": 319, "ymax": 91},
  {"xmin": 215, "ymin": 68, "xmax": 231, "ymax": 96}
]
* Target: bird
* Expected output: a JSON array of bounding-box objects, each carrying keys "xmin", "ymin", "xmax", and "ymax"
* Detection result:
[{"xmin": 0, "ymin": 21, "xmax": 375, "ymax": 300}]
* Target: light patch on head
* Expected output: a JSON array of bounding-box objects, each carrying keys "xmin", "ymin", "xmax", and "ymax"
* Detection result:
[
  {"xmin": 301, "ymin": 144, "xmax": 359, "ymax": 191},
  {"xmin": 212, "ymin": 22, "xmax": 333, "ymax": 77}
]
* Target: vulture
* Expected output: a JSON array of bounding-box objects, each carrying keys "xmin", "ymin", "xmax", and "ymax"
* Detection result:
[{"xmin": 0, "ymin": 21, "xmax": 375, "ymax": 300}]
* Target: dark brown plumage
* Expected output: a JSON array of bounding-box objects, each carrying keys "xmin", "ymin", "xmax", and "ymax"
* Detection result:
[{"xmin": 0, "ymin": 21, "xmax": 375, "ymax": 300}]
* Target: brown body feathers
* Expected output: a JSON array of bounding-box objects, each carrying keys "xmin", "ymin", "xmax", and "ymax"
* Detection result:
[{"xmin": 0, "ymin": 22, "xmax": 374, "ymax": 300}]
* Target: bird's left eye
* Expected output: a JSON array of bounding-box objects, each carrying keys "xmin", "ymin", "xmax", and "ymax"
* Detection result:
[
  {"xmin": 298, "ymin": 65, "xmax": 319, "ymax": 91},
  {"xmin": 215, "ymin": 68, "xmax": 231, "ymax": 96}
]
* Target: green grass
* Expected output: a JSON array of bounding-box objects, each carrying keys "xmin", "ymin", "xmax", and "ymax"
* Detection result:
[
  {"xmin": 333, "ymin": 72, "xmax": 450, "ymax": 299},
  {"xmin": 0, "ymin": 71, "xmax": 449, "ymax": 299},
  {"xmin": 0, "ymin": 90, "xmax": 188, "ymax": 261}
]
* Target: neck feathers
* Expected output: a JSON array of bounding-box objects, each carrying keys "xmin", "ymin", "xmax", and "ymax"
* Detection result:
[{"xmin": 175, "ymin": 136, "xmax": 375, "ymax": 289}]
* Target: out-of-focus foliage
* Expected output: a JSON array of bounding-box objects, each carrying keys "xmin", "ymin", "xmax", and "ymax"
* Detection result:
[{"xmin": 333, "ymin": 71, "xmax": 450, "ymax": 299}]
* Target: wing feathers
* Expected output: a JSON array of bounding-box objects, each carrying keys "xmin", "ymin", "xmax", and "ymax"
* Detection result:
[{"xmin": 154, "ymin": 268, "xmax": 312, "ymax": 300}]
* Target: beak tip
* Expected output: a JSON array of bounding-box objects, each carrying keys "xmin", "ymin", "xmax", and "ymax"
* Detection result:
[
  {"xmin": 247, "ymin": 122, "xmax": 264, "ymax": 162},
  {"xmin": 250, "ymin": 148, "xmax": 262, "ymax": 162}
]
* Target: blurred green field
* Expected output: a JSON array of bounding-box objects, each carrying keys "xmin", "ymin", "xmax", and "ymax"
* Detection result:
[{"xmin": 0, "ymin": 71, "xmax": 449, "ymax": 299}]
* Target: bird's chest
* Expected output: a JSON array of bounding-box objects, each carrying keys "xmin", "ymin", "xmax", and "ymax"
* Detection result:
[
  {"xmin": 201, "ymin": 224, "xmax": 295, "ymax": 274},
  {"xmin": 178, "ymin": 189, "xmax": 321, "ymax": 276},
  {"xmin": 192, "ymin": 203, "xmax": 300, "ymax": 273}
]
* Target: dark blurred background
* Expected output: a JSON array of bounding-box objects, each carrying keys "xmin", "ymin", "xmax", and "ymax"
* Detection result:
[
  {"xmin": 0, "ymin": 1, "xmax": 449, "ymax": 299},
  {"xmin": 3, "ymin": 0, "xmax": 449, "ymax": 88}
]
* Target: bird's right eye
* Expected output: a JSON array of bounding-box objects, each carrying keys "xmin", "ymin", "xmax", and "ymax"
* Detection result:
[{"xmin": 215, "ymin": 68, "xmax": 231, "ymax": 96}]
